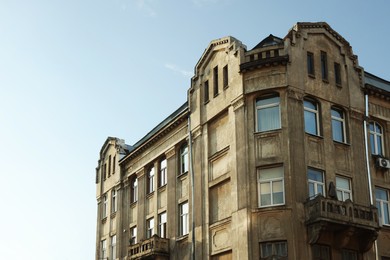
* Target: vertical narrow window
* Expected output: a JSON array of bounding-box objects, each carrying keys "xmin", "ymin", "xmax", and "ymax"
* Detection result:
[
  {"xmin": 130, "ymin": 226, "xmax": 137, "ymax": 245},
  {"xmin": 256, "ymin": 94, "xmax": 281, "ymax": 132},
  {"xmin": 370, "ymin": 122, "xmax": 384, "ymax": 155},
  {"xmin": 308, "ymin": 168, "xmax": 325, "ymax": 198},
  {"xmin": 304, "ymin": 99, "xmax": 320, "ymax": 136},
  {"xmin": 108, "ymin": 155, "xmax": 111, "ymax": 176},
  {"xmin": 101, "ymin": 239, "xmax": 107, "ymax": 259},
  {"xmin": 179, "ymin": 202, "xmax": 189, "ymax": 236},
  {"xmin": 180, "ymin": 143, "xmax": 189, "ymax": 175},
  {"xmin": 336, "ymin": 176, "xmax": 352, "ymax": 201},
  {"xmin": 213, "ymin": 66, "xmax": 219, "ymax": 97},
  {"xmin": 159, "ymin": 158, "xmax": 167, "ymax": 187},
  {"xmin": 204, "ymin": 80, "xmax": 209, "ymax": 103},
  {"xmin": 104, "ymin": 163, "xmax": 107, "ymax": 179},
  {"xmin": 158, "ymin": 212, "xmax": 167, "ymax": 238},
  {"xmin": 110, "ymin": 235, "xmax": 116, "ymax": 260},
  {"xmin": 307, "ymin": 52, "xmax": 315, "ymax": 76},
  {"xmin": 334, "ymin": 62, "xmax": 341, "ymax": 86},
  {"xmin": 146, "ymin": 218, "xmax": 154, "ymax": 238},
  {"xmin": 113, "ymin": 155, "xmax": 116, "ymax": 174},
  {"xmin": 102, "ymin": 194, "xmax": 108, "ymax": 219},
  {"xmin": 376, "ymin": 187, "xmax": 389, "ymax": 226},
  {"xmin": 147, "ymin": 166, "xmax": 155, "ymax": 194},
  {"xmin": 111, "ymin": 189, "xmax": 117, "ymax": 213},
  {"xmin": 331, "ymin": 107, "xmax": 346, "ymax": 143},
  {"xmin": 260, "ymin": 241, "xmax": 288, "ymax": 259},
  {"xmin": 257, "ymin": 166, "xmax": 285, "ymax": 207},
  {"xmin": 321, "ymin": 51, "xmax": 328, "ymax": 81},
  {"xmin": 223, "ymin": 65, "xmax": 228, "ymax": 89},
  {"xmin": 130, "ymin": 177, "xmax": 138, "ymax": 203},
  {"xmin": 312, "ymin": 244, "xmax": 331, "ymax": 260}
]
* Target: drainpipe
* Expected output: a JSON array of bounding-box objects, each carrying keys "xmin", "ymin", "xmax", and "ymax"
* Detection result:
[
  {"xmin": 188, "ymin": 115, "xmax": 195, "ymax": 260},
  {"xmin": 363, "ymin": 89, "xmax": 378, "ymax": 260}
]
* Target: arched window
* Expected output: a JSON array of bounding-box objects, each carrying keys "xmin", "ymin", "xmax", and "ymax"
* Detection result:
[
  {"xmin": 256, "ymin": 94, "xmax": 281, "ymax": 132},
  {"xmin": 180, "ymin": 143, "xmax": 189, "ymax": 175},
  {"xmin": 369, "ymin": 122, "xmax": 384, "ymax": 155},
  {"xmin": 331, "ymin": 107, "xmax": 347, "ymax": 143},
  {"xmin": 304, "ymin": 98, "xmax": 320, "ymax": 136}
]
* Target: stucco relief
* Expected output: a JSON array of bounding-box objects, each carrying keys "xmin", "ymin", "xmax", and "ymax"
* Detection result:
[
  {"xmin": 256, "ymin": 133, "xmax": 281, "ymax": 161},
  {"xmin": 259, "ymin": 215, "xmax": 284, "ymax": 240},
  {"xmin": 211, "ymin": 223, "xmax": 231, "ymax": 254}
]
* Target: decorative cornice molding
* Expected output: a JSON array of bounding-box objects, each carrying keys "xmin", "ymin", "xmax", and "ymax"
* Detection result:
[
  {"xmin": 165, "ymin": 147, "xmax": 176, "ymax": 159},
  {"xmin": 231, "ymin": 95, "xmax": 245, "ymax": 111}
]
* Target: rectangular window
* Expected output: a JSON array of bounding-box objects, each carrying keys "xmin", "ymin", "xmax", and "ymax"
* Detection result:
[
  {"xmin": 258, "ymin": 166, "xmax": 285, "ymax": 207},
  {"xmin": 370, "ymin": 122, "xmax": 384, "ymax": 155},
  {"xmin": 130, "ymin": 226, "xmax": 137, "ymax": 245},
  {"xmin": 180, "ymin": 143, "xmax": 189, "ymax": 175},
  {"xmin": 308, "ymin": 168, "xmax": 325, "ymax": 198},
  {"xmin": 179, "ymin": 202, "xmax": 189, "ymax": 236},
  {"xmin": 334, "ymin": 62, "xmax": 341, "ymax": 85},
  {"xmin": 130, "ymin": 177, "xmax": 138, "ymax": 203},
  {"xmin": 146, "ymin": 218, "xmax": 154, "ymax": 238},
  {"xmin": 111, "ymin": 190, "xmax": 117, "ymax": 213},
  {"xmin": 260, "ymin": 241, "xmax": 288, "ymax": 259},
  {"xmin": 102, "ymin": 194, "xmax": 108, "ymax": 219},
  {"xmin": 223, "ymin": 65, "xmax": 228, "ymax": 89},
  {"xmin": 159, "ymin": 158, "xmax": 167, "ymax": 187},
  {"xmin": 204, "ymin": 80, "xmax": 209, "ymax": 103},
  {"xmin": 341, "ymin": 249, "xmax": 358, "ymax": 260},
  {"xmin": 101, "ymin": 239, "xmax": 107, "ymax": 260},
  {"xmin": 158, "ymin": 212, "xmax": 167, "ymax": 238},
  {"xmin": 336, "ymin": 176, "xmax": 352, "ymax": 201},
  {"xmin": 312, "ymin": 244, "xmax": 331, "ymax": 260},
  {"xmin": 376, "ymin": 187, "xmax": 390, "ymax": 226},
  {"xmin": 331, "ymin": 107, "xmax": 346, "ymax": 143},
  {"xmin": 321, "ymin": 51, "xmax": 328, "ymax": 81},
  {"xmin": 113, "ymin": 155, "xmax": 116, "ymax": 174},
  {"xmin": 147, "ymin": 166, "xmax": 155, "ymax": 194},
  {"xmin": 110, "ymin": 235, "xmax": 116, "ymax": 260},
  {"xmin": 304, "ymin": 99, "xmax": 320, "ymax": 136},
  {"xmin": 104, "ymin": 163, "xmax": 107, "ymax": 179},
  {"xmin": 108, "ymin": 155, "xmax": 111, "ymax": 176},
  {"xmin": 213, "ymin": 66, "xmax": 219, "ymax": 97},
  {"xmin": 307, "ymin": 52, "xmax": 315, "ymax": 76},
  {"xmin": 256, "ymin": 94, "xmax": 281, "ymax": 132}
]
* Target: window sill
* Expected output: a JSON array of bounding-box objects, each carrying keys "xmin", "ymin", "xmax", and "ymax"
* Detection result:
[
  {"xmin": 176, "ymin": 234, "xmax": 189, "ymax": 242},
  {"xmin": 101, "ymin": 217, "xmax": 108, "ymax": 224},
  {"xmin": 322, "ymin": 79, "xmax": 329, "ymax": 84},
  {"xmin": 158, "ymin": 184, "xmax": 167, "ymax": 192},
  {"xmin": 254, "ymin": 128, "xmax": 282, "ymax": 137},
  {"xmin": 305, "ymin": 132, "xmax": 323, "ymax": 139},
  {"xmin": 204, "ymin": 100, "xmax": 210, "ymax": 105},
  {"xmin": 146, "ymin": 191, "xmax": 155, "ymax": 199},
  {"xmin": 130, "ymin": 201, "xmax": 137, "ymax": 207},
  {"xmin": 336, "ymin": 83, "xmax": 342, "ymax": 88},
  {"xmin": 110, "ymin": 212, "xmax": 117, "ymax": 219},
  {"xmin": 177, "ymin": 171, "xmax": 188, "ymax": 179},
  {"xmin": 333, "ymin": 140, "xmax": 350, "ymax": 147},
  {"xmin": 254, "ymin": 204, "xmax": 287, "ymax": 212},
  {"xmin": 308, "ymin": 74, "xmax": 315, "ymax": 79}
]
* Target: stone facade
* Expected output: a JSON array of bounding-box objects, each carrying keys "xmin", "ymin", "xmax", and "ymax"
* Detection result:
[{"xmin": 95, "ymin": 22, "xmax": 390, "ymax": 260}]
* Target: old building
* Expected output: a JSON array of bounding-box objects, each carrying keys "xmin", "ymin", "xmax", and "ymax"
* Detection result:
[{"xmin": 95, "ymin": 22, "xmax": 390, "ymax": 260}]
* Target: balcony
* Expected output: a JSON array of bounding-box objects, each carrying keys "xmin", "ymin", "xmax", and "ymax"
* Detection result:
[
  {"xmin": 304, "ymin": 195, "xmax": 380, "ymax": 252},
  {"xmin": 128, "ymin": 235, "xmax": 169, "ymax": 260}
]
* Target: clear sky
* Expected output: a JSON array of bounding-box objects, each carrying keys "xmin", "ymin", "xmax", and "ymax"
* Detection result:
[{"xmin": 0, "ymin": 0, "xmax": 389, "ymax": 259}]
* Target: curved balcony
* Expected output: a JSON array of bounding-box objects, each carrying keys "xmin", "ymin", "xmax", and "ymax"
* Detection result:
[{"xmin": 128, "ymin": 235, "xmax": 169, "ymax": 260}]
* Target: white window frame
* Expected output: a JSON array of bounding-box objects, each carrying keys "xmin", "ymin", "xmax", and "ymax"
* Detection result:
[
  {"xmin": 370, "ymin": 121, "xmax": 384, "ymax": 155},
  {"xmin": 376, "ymin": 187, "xmax": 390, "ymax": 226},
  {"xmin": 147, "ymin": 166, "xmax": 155, "ymax": 194},
  {"xmin": 180, "ymin": 143, "xmax": 189, "ymax": 175},
  {"xmin": 111, "ymin": 189, "xmax": 117, "ymax": 213},
  {"xmin": 257, "ymin": 166, "xmax": 285, "ymax": 208},
  {"xmin": 255, "ymin": 94, "xmax": 281, "ymax": 132},
  {"xmin": 101, "ymin": 239, "xmax": 107, "ymax": 259},
  {"xmin": 146, "ymin": 218, "xmax": 154, "ymax": 238},
  {"xmin": 102, "ymin": 194, "xmax": 108, "ymax": 219},
  {"xmin": 331, "ymin": 107, "xmax": 347, "ymax": 143},
  {"xmin": 131, "ymin": 177, "xmax": 138, "ymax": 203},
  {"xmin": 336, "ymin": 176, "xmax": 352, "ymax": 202},
  {"xmin": 110, "ymin": 235, "xmax": 116, "ymax": 260},
  {"xmin": 307, "ymin": 168, "xmax": 325, "ymax": 198},
  {"xmin": 158, "ymin": 211, "xmax": 167, "ymax": 238},
  {"xmin": 179, "ymin": 202, "xmax": 189, "ymax": 236},
  {"xmin": 159, "ymin": 158, "xmax": 167, "ymax": 187},
  {"xmin": 304, "ymin": 99, "xmax": 320, "ymax": 136},
  {"xmin": 130, "ymin": 226, "xmax": 137, "ymax": 245}
]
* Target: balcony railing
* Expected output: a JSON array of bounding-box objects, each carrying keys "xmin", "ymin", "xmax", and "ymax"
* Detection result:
[{"xmin": 128, "ymin": 235, "xmax": 169, "ymax": 260}]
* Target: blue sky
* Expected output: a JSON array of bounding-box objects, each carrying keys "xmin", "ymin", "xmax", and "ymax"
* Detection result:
[{"xmin": 0, "ymin": 1, "xmax": 389, "ymax": 259}]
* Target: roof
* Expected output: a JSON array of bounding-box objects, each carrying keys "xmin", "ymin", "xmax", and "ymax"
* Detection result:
[
  {"xmin": 365, "ymin": 72, "xmax": 390, "ymax": 93},
  {"xmin": 252, "ymin": 34, "xmax": 283, "ymax": 50}
]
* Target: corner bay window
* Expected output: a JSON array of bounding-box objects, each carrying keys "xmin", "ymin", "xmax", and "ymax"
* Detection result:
[
  {"xmin": 376, "ymin": 187, "xmax": 390, "ymax": 226},
  {"xmin": 304, "ymin": 99, "xmax": 320, "ymax": 136},
  {"xmin": 331, "ymin": 107, "xmax": 346, "ymax": 143},
  {"xmin": 260, "ymin": 241, "xmax": 288, "ymax": 260},
  {"xmin": 370, "ymin": 122, "xmax": 384, "ymax": 155},
  {"xmin": 308, "ymin": 168, "xmax": 325, "ymax": 198},
  {"xmin": 256, "ymin": 94, "xmax": 281, "ymax": 132},
  {"xmin": 258, "ymin": 166, "xmax": 285, "ymax": 207}
]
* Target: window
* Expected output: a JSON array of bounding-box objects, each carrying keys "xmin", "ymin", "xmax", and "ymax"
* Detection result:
[
  {"xmin": 110, "ymin": 235, "xmax": 116, "ymax": 260},
  {"xmin": 159, "ymin": 158, "xmax": 167, "ymax": 187},
  {"xmin": 158, "ymin": 212, "xmax": 167, "ymax": 238},
  {"xmin": 312, "ymin": 244, "xmax": 331, "ymax": 260},
  {"xmin": 307, "ymin": 52, "xmax": 315, "ymax": 76},
  {"xmin": 180, "ymin": 143, "xmax": 189, "ymax": 175},
  {"xmin": 370, "ymin": 122, "xmax": 384, "ymax": 155},
  {"xmin": 331, "ymin": 107, "xmax": 346, "ymax": 143},
  {"xmin": 102, "ymin": 194, "xmax": 108, "ymax": 219},
  {"xmin": 341, "ymin": 249, "xmax": 358, "ymax": 260},
  {"xmin": 130, "ymin": 226, "xmax": 137, "ymax": 245},
  {"xmin": 179, "ymin": 202, "xmax": 189, "ymax": 236},
  {"xmin": 223, "ymin": 65, "xmax": 228, "ymax": 89},
  {"xmin": 130, "ymin": 177, "xmax": 138, "ymax": 203},
  {"xmin": 204, "ymin": 80, "xmax": 209, "ymax": 103},
  {"xmin": 258, "ymin": 166, "xmax": 285, "ymax": 207},
  {"xmin": 334, "ymin": 62, "xmax": 341, "ymax": 85},
  {"xmin": 146, "ymin": 218, "xmax": 154, "ymax": 238},
  {"xmin": 336, "ymin": 176, "xmax": 352, "ymax": 201},
  {"xmin": 260, "ymin": 241, "xmax": 288, "ymax": 260},
  {"xmin": 111, "ymin": 189, "xmax": 117, "ymax": 213},
  {"xmin": 108, "ymin": 155, "xmax": 111, "ymax": 176},
  {"xmin": 103, "ymin": 163, "xmax": 107, "ymax": 179},
  {"xmin": 113, "ymin": 155, "xmax": 116, "ymax": 174},
  {"xmin": 320, "ymin": 51, "xmax": 328, "ymax": 81},
  {"xmin": 256, "ymin": 94, "xmax": 281, "ymax": 132},
  {"xmin": 376, "ymin": 187, "xmax": 389, "ymax": 226},
  {"xmin": 213, "ymin": 66, "xmax": 219, "ymax": 96},
  {"xmin": 304, "ymin": 99, "xmax": 320, "ymax": 136},
  {"xmin": 308, "ymin": 168, "xmax": 325, "ymax": 198},
  {"xmin": 101, "ymin": 239, "xmax": 107, "ymax": 260},
  {"xmin": 147, "ymin": 166, "xmax": 155, "ymax": 194}
]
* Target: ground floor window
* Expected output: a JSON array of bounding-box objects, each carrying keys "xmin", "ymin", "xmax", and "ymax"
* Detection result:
[{"xmin": 260, "ymin": 241, "xmax": 287, "ymax": 259}]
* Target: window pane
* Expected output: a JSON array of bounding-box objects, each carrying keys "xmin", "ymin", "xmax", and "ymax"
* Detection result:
[
  {"xmin": 257, "ymin": 96, "xmax": 280, "ymax": 107},
  {"xmin": 336, "ymin": 177, "xmax": 349, "ymax": 189},
  {"xmin": 376, "ymin": 189, "xmax": 388, "ymax": 200},
  {"xmin": 332, "ymin": 120, "xmax": 344, "ymax": 142},
  {"xmin": 261, "ymin": 194, "xmax": 271, "ymax": 206},
  {"xmin": 384, "ymin": 203, "xmax": 389, "ymax": 224},
  {"xmin": 258, "ymin": 106, "xmax": 280, "ymax": 131},
  {"xmin": 259, "ymin": 167, "xmax": 283, "ymax": 180},
  {"xmin": 304, "ymin": 110, "xmax": 317, "ymax": 135},
  {"xmin": 308, "ymin": 169, "xmax": 323, "ymax": 182},
  {"xmin": 260, "ymin": 183, "xmax": 271, "ymax": 194}
]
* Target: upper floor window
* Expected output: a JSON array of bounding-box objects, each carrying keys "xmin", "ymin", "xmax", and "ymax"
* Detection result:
[
  {"xmin": 369, "ymin": 122, "xmax": 384, "ymax": 156},
  {"xmin": 256, "ymin": 94, "xmax": 281, "ymax": 132},
  {"xmin": 204, "ymin": 80, "xmax": 209, "ymax": 103},
  {"xmin": 257, "ymin": 166, "xmax": 285, "ymax": 207},
  {"xmin": 130, "ymin": 226, "xmax": 137, "ymax": 245},
  {"xmin": 179, "ymin": 201, "xmax": 189, "ymax": 236},
  {"xmin": 159, "ymin": 158, "xmax": 167, "ymax": 187},
  {"xmin": 334, "ymin": 62, "xmax": 341, "ymax": 86},
  {"xmin": 111, "ymin": 189, "xmax": 117, "ymax": 213},
  {"xmin": 110, "ymin": 235, "xmax": 116, "ymax": 260},
  {"xmin": 320, "ymin": 51, "xmax": 328, "ymax": 81},
  {"xmin": 375, "ymin": 187, "xmax": 389, "ymax": 226},
  {"xmin": 336, "ymin": 176, "xmax": 352, "ymax": 201},
  {"xmin": 101, "ymin": 239, "xmax": 107, "ymax": 260},
  {"xmin": 223, "ymin": 65, "xmax": 228, "ymax": 89},
  {"xmin": 308, "ymin": 168, "xmax": 325, "ymax": 198},
  {"xmin": 180, "ymin": 143, "xmax": 189, "ymax": 175},
  {"xmin": 331, "ymin": 107, "xmax": 346, "ymax": 143},
  {"xmin": 146, "ymin": 217, "xmax": 154, "ymax": 238},
  {"xmin": 102, "ymin": 194, "xmax": 108, "ymax": 219},
  {"xmin": 113, "ymin": 155, "xmax": 116, "ymax": 174},
  {"xmin": 130, "ymin": 177, "xmax": 138, "ymax": 203},
  {"xmin": 158, "ymin": 211, "xmax": 167, "ymax": 238},
  {"xmin": 304, "ymin": 98, "xmax": 320, "ymax": 136},
  {"xmin": 108, "ymin": 155, "xmax": 112, "ymax": 176},
  {"xmin": 147, "ymin": 166, "xmax": 155, "ymax": 194},
  {"xmin": 307, "ymin": 52, "xmax": 315, "ymax": 76},
  {"xmin": 260, "ymin": 241, "xmax": 288, "ymax": 260},
  {"xmin": 213, "ymin": 66, "xmax": 219, "ymax": 97}
]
